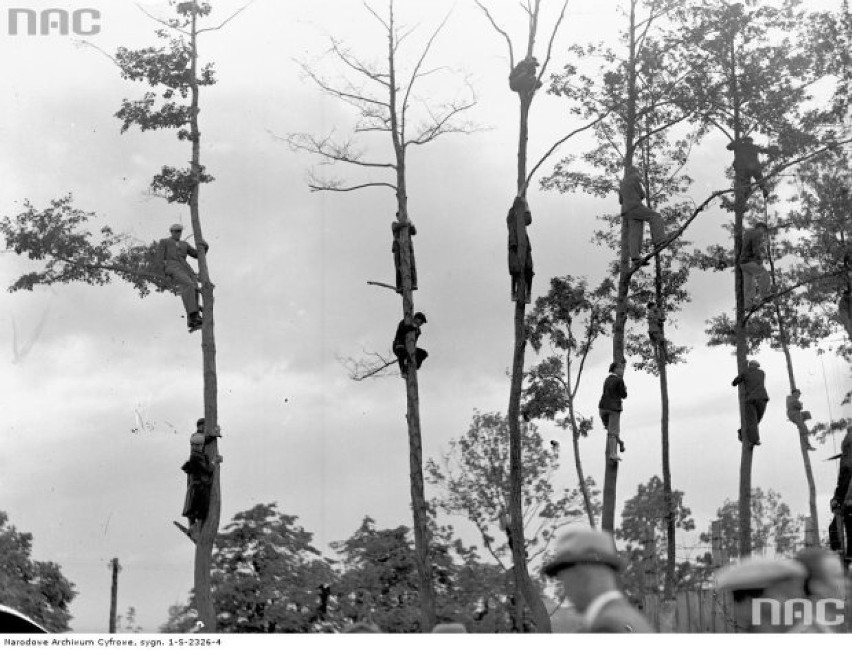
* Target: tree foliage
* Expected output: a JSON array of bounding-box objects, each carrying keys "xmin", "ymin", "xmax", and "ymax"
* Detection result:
[
  {"xmin": 0, "ymin": 511, "xmax": 76, "ymax": 633},
  {"xmin": 425, "ymin": 411, "xmax": 593, "ymax": 569}
]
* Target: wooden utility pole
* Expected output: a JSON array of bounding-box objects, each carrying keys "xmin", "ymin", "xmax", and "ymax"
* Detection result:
[{"xmin": 108, "ymin": 558, "xmax": 120, "ymax": 633}]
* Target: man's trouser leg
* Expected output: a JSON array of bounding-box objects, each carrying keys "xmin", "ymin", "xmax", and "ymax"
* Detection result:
[
  {"xmin": 754, "ymin": 398, "xmax": 768, "ymax": 424},
  {"xmin": 414, "ymin": 348, "xmax": 428, "ymax": 369},
  {"xmin": 627, "ymin": 217, "xmax": 644, "ymax": 259},
  {"xmin": 394, "ymin": 347, "xmax": 407, "ymax": 375},
  {"xmin": 740, "ymin": 262, "xmax": 760, "ymax": 306},
  {"xmin": 755, "ymin": 265, "xmax": 770, "ymax": 300},
  {"xmin": 601, "ymin": 409, "xmax": 621, "ymax": 461},
  {"xmin": 744, "ymin": 400, "xmax": 760, "ymax": 445},
  {"xmin": 166, "ymin": 262, "xmax": 199, "ymax": 314}
]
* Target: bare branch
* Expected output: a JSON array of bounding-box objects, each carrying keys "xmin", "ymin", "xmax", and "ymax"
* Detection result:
[
  {"xmin": 362, "ymin": 1, "xmax": 391, "ymax": 32},
  {"xmin": 196, "ymin": 0, "xmax": 254, "ymax": 34},
  {"xmin": 296, "ymin": 60, "xmax": 391, "ymax": 109},
  {"xmin": 475, "ymin": 1, "xmax": 516, "ymax": 70},
  {"xmin": 536, "ymin": 0, "xmax": 569, "ymax": 84},
  {"xmin": 338, "ymin": 350, "xmax": 397, "ymax": 381},
  {"xmin": 73, "ymin": 39, "xmax": 120, "ymax": 67},
  {"xmin": 309, "ymin": 180, "xmax": 397, "ymax": 193},
  {"xmin": 524, "ymin": 110, "xmax": 614, "ymax": 192},
  {"xmin": 402, "ymin": 11, "xmax": 452, "ymax": 120},
  {"xmin": 278, "ymin": 131, "xmax": 397, "ymax": 170},
  {"xmin": 367, "ymin": 280, "xmax": 398, "ymax": 292},
  {"xmin": 406, "ymin": 98, "xmax": 478, "ymax": 147},
  {"xmin": 329, "ymin": 37, "xmax": 391, "ymax": 88},
  {"xmin": 135, "ymin": 3, "xmax": 190, "ymax": 35}
]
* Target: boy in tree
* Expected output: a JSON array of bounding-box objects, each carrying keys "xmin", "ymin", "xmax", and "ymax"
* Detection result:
[
  {"xmin": 598, "ymin": 362, "xmax": 627, "ymax": 462},
  {"xmin": 507, "ymin": 197, "xmax": 534, "ymax": 303},
  {"xmin": 180, "ymin": 418, "xmax": 221, "ymax": 541},
  {"xmin": 647, "ymin": 301, "xmax": 666, "ymax": 362},
  {"xmin": 726, "ymin": 136, "xmax": 772, "ymax": 200},
  {"xmin": 619, "ymin": 165, "xmax": 671, "ymax": 268},
  {"xmin": 732, "ymin": 360, "xmax": 769, "ymax": 448},
  {"xmin": 739, "ymin": 222, "xmax": 771, "ymax": 309}
]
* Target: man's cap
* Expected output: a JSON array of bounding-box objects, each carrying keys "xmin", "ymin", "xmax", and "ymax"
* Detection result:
[
  {"xmin": 197, "ymin": 417, "xmax": 205, "ymax": 426},
  {"xmin": 190, "ymin": 433, "xmax": 205, "ymax": 445},
  {"xmin": 432, "ymin": 623, "xmax": 467, "ymax": 633},
  {"xmin": 748, "ymin": 360, "xmax": 760, "ymax": 368},
  {"xmin": 715, "ymin": 558, "xmax": 806, "ymax": 592},
  {"xmin": 542, "ymin": 527, "xmax": 625, "ymax": 576},
  {"xmin": 413, "ymin": 311, "xmax": 427, "ymax": 323},
  {"xmin": 169, "ymin": 223, "xmax": 184, "ymax": 232}
]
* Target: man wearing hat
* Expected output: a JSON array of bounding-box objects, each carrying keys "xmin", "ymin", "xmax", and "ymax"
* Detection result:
[
  {"xmin": 543, "ymin": 527, "xmax": 652, "ymax": 633},
  {"xmin": 157, "ymin": 223, "xmax": 208, "ymax": 332},
  {"xmin": 732, "ymin": 359, "xmax": 769, "ymax": 447},
  {"xmin": 392, "ymin": 312, "xmax": 428, "ymax": 378},
  {"xmin": 715, "ymin": 557, "xmax": 808, "ymax": 633},
  {"xmin": 726, "ymin": 136, "xmax": 772, "ymax": 201}
]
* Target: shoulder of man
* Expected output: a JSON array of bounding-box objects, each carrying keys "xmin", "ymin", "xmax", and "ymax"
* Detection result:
[{"xmin": 592, "ymin": 600, "xmax": 653, "ymax": 633}]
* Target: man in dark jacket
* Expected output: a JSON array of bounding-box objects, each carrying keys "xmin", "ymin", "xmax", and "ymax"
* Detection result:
[
  {"xmin": 543, "ymin": 528, "xmax": 653, "ymax": 633},
  {"xmin": 786, "ymin": 389, "xmax": 815, "ymax": 451},
  {"xmin": 180, "ymin": 418, "xmax": 221, "ymax": 541},
  {"xmin": 647, "ymin": 301, "xmax": 666, "ymax": 362},
  {"xmin": 599, "ymin": 362, "xmax": 627, "ymax": 462},
  {"xmin": 732, "ymin": 360, "xmax": 769, "ymax": 447},
  {"xmin": 739, "ymin": 222, "xmax": 771, "ymax": 309},
  {"xmin": 726, "ymin": 136, "xmax": 771, "ymax": 200},
  {"xmin": 392, "ymin": 312, "xmax": 428, "ymax": 378},
  {"xmin": 507, "ymin": 197, "xmax": 534, "ymax": 303},
  {"xmin": 157, "ymin": 223, "xmax": 208, "ymax": 332},
  {"xmin": 391, "ymin": 218, "xmax": 417, "ymax": 294},
  {"xmin": 620, "ymin": 165, "xmax": 670, "ymax": 267}
]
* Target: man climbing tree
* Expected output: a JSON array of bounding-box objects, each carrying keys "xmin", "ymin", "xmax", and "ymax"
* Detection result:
[
  {"xmin": 727, "ymin": 136, "xmax": 773, "ymax": 200},
  {"xmin": 620, "ymin": 165, "xmax": 671, "ymax": 268},
  {"xmin": 646, "ymin": 301, "xmax": 666, "ymax": 362},
  {"xmin": 392, "ymin": 220, "xmax": 418, "ymax": 294},
  {"xmin": 598, "ymin": 363, "xmax": 627, "ymax": 463},
  {"xmin": 158, "ymin": 224, "xmax": 208, "ymax": 332},
  {"xmin": 179, "ymin": 425, "xmax": 221, "ymax": 542},
  {"xmin": 393, "ymin": 312, "xmax": 428, "ymax": 378},
  {"xmin": 739, "ymin": 222, "xmax": 771, "ymax": 310},
  {"xmin": 732, "ymin": 360, "xmax": 769, "ymax": 448},
  {"xmin": 507, "ymin": 197, "xmax": 534, "ymax": 303},
  {"xmin": 785, "ymin": 390, "xmax": 815, "ymax": 451}
]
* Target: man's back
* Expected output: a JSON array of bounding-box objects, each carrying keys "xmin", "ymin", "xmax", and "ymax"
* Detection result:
[{"xmin": 740, "ymin": 229, "xmax": 765, "ymax": 263}]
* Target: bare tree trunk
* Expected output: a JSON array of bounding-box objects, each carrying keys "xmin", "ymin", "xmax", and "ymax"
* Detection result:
[
  {"xmin": 387, "ymin": 6, "xmax": 435, "ymax": 629},
  {"xmin": 654, "ymin": 257, "xmax": 676, "ymax": 600},
  {"xmin": 187, "ymin": 3, "xmax": 221, "ymax": 630},
  {"xmin": 766, "ymin": 247, "xmax": 820, "ymax": 543},
  {"xmin": 568, "ymin": 387, "xmax": 595, "ymax": 527},
  {"xmin": 108, "ymin": 558, "xmax": 119, "ymax": 633}
]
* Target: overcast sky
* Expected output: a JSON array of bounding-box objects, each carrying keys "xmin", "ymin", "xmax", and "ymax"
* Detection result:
[{"xmin": 0, "ymin": 0, "xmax": 848, "ymax": 634}]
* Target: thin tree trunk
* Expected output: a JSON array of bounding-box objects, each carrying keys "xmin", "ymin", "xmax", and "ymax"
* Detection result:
[
  {"xmin": 567, "ymin": 371, "xmax": 595, "ymax": 527},
  {"xmin": 387, "ymin": 5, "xmax": 435, "ymax": 629},
  {"xmin": 187, "ymin": 2, "xmax": 220, "ymax": 630},
  {"xmin": 504, "ymin": 74, "xmax": 551, "ymax": 632},
  {"xmin": 108, "ymin": 558, "xmax": 119, "ymax": 633},
  {"xmin": 766, "ymin": 246, "xmax": 820, "ymax": 542},
  {"xmin": 604, "ymin": 0, "xmax": 639, "ymax": 533},
  {"xmin": 730, "ymin": 39, "xmax": 753, "ymax": 558},
  {"xmin": 653, "ymin": 257, "xmax": 676, "ymax": 600}
]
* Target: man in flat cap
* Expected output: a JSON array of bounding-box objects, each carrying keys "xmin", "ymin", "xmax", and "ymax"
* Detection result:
[
  {"xmin": 157, "ymin": 223, "xmax": 208, "ymax": 333},
  {"xmin": 715, "ymin": 557, "xmax": 808, "ymax": 633},
  {"xmin": 732, "ymin": 359, "xmax": 769, "ymax": 448},
  {"xmin": 543, "ymin": 527, "xmax": 652, "ymax": 633}
]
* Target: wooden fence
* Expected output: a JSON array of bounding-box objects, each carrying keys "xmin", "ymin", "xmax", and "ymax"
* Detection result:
[{"xmin": 642, "ymin": 589, "xmax": 739, "ymax": 633}]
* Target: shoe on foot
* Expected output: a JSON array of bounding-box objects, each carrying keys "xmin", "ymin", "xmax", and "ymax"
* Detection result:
[{"xmin": 618, "ymin": 440, "xmax": 626, "ymax": 453}]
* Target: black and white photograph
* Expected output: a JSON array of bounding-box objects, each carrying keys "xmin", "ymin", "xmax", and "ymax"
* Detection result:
[{"xmin": 0, "ymin": 0, "xmax": 850, "ymax": 638}]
